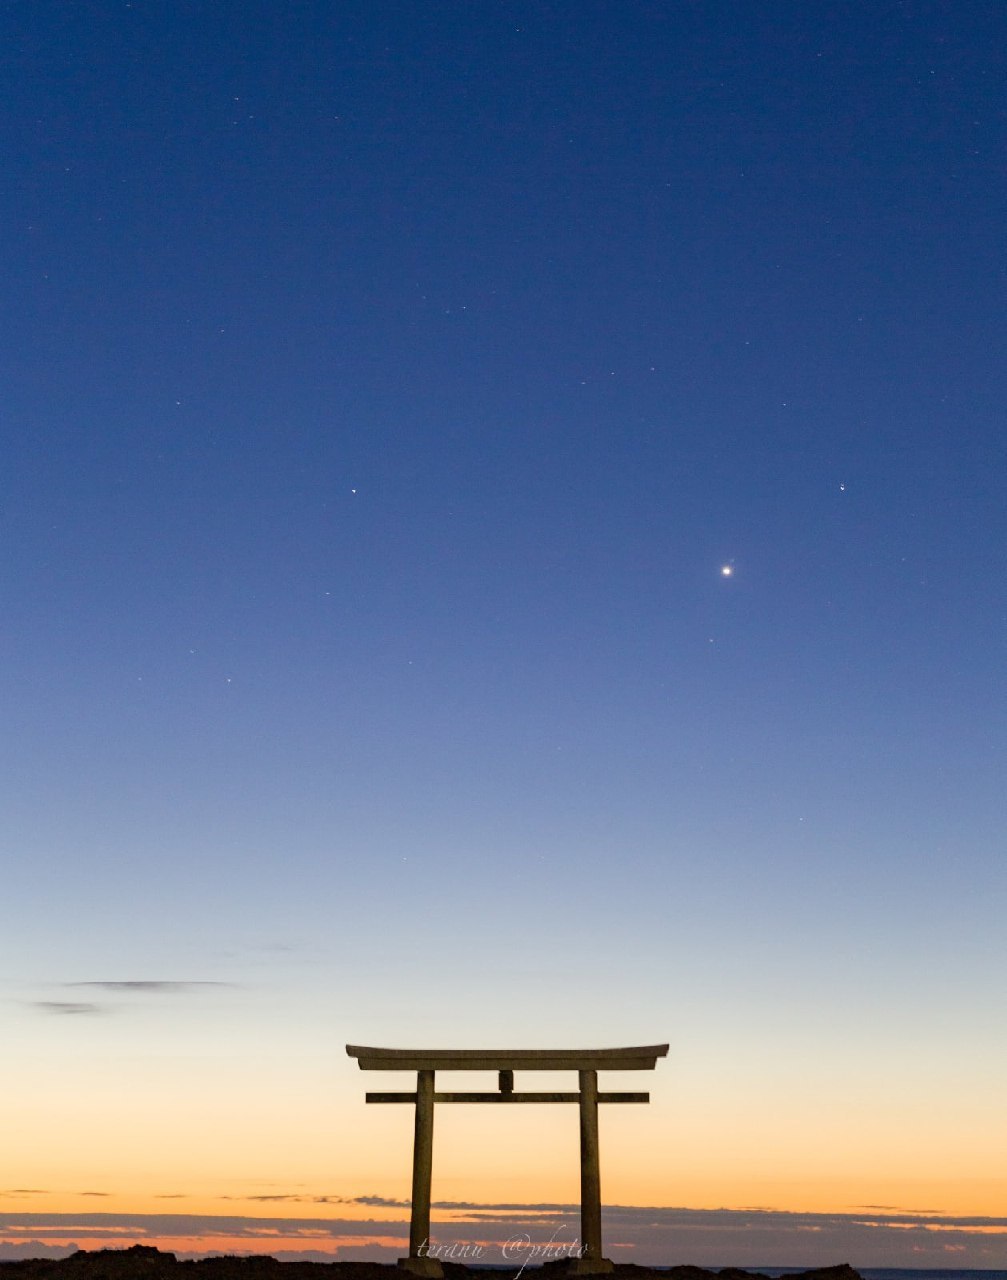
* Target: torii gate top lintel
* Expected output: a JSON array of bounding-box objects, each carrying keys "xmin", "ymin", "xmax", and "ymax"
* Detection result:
[{"xmin": 346, "ymin": 1044, "xmax": 668, "ymax": 1072}]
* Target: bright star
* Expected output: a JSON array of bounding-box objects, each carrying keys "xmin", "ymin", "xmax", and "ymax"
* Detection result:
[{"xmin": 721, "ymin": 565, "xmax": 733, "ymax": 577}]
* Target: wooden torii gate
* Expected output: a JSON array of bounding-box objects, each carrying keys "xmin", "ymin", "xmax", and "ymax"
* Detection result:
[{"xmin": 346, "ymin": 1044, "xmax": 668, "ymax": 1276}]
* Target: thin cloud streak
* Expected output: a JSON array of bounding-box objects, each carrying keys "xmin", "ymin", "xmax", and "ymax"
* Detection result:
[
  {"xmin": 221, "ymin": 1196, "xmax": 356, "ymax": 1206},
  {"xmin": 857, "ymin": 1204, "xmax": 944, "ymax": 1214},
  {"xmin": 2, "ymin": 1206, "xmax": 1007, "ymax": 1266},
  {"xmin": 29, "ymin": 1002, "xmax": 104, "ymax": 1016},
  {"xmin": 66, "ymin": 982, "xmax": 234, "ymax": 994}
]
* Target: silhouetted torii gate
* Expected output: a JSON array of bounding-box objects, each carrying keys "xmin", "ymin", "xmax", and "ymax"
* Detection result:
[{"xmin": 346, "ymin": 1044, "xmax": 668, "ymax": 1276}]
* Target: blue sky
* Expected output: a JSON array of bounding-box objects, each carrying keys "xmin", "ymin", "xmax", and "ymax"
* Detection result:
[{"xmin": 2, "ymin": 0, "xmax": 1006, "ymax": 1263}]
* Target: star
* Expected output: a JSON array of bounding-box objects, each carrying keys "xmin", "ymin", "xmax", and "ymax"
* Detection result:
[{"xmin": 720, "ymin": 565, "xmax": 733, "ymax": 577}]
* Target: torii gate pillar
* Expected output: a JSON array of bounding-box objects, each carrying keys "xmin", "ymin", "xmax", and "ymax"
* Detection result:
[
  {"xmin": 408, "ymin": 1069, "xmax": 435, "ymax": 1268},
  {"xmin": 347, "ymin": 1044, "xmax": 668, "ymax": 1277}
]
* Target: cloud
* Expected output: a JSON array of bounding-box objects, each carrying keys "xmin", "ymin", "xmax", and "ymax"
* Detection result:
[
  {"xmin": 857, "ymin": 1204, "xmax": 943, "ymax": 1214},
  {"xmin": 30, "ymin": 1001, "xmax": 104, "ymax": 1016},
  {"xmin": 2, "ymin": 1207, "xmax": 1007, "ymax": 1267},
  {"xmin": 0, "ymin": 1214, "xmax": 403, "ymax": 1241},
  {"xmin": 0, "ymin": 1241, "xmax": 79, "ymax": 1262},
  {"xmin": 220, "ymin": 1195, "xmax": 355, "ymax": 1207},
  {"xmin": 0, "ymin": 1191, "xmax": 48, "ymax": 1198},
  {"xmin": 351, "ymin": 1196, "xmax": 411, "ymax": 1208},
  {"xmin": 66, "ymin": 982, "xmax": 232, "ymax": 994},
  {"xmin": 433, "ymin": 1201, "xmax": 571, "ymax": 1212}
]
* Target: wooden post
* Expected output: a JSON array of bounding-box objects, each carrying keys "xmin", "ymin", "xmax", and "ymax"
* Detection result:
[
  {"xmin": 579, "ymin": 1069, "xmax": 602, "ymax": 1260},
  {"xmin": 574, "ymin": 1069, "xmax": 612, "ymax": 1272},
  {"xmin": 402, "ymin": 1070, "xmax": 442, "ymax": 1276}
]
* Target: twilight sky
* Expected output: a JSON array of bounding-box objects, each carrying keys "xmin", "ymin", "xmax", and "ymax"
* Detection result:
[{"xmin": 2, "ymin": 0, "xmax": 1006, "ymax": 1267}]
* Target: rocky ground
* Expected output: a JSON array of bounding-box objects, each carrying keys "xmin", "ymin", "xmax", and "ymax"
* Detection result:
[{"xmin": 0, "ymin": 1245, "xmax": 867, "ymax": 1280}]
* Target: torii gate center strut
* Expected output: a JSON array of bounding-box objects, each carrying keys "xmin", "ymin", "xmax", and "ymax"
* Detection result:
[{"xmin": 346, "ymin": 1044, "xmax": 669, "ymax": 1277}]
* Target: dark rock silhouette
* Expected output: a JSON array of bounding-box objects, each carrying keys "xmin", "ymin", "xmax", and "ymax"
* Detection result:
[{"xmin": 0, "ymin": 1244, "xmax": 868, "ymax": 1280}]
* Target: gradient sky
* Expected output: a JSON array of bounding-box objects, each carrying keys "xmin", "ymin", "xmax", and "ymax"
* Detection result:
[{"xmin": 3, "ymin": 0, "xmax": 1006, "ymax": 1267}]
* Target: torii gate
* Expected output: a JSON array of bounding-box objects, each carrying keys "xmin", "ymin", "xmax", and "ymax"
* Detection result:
[{"xmin": 346, "ymin": 1044, "xmax": 668, "ymax": 1276}]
